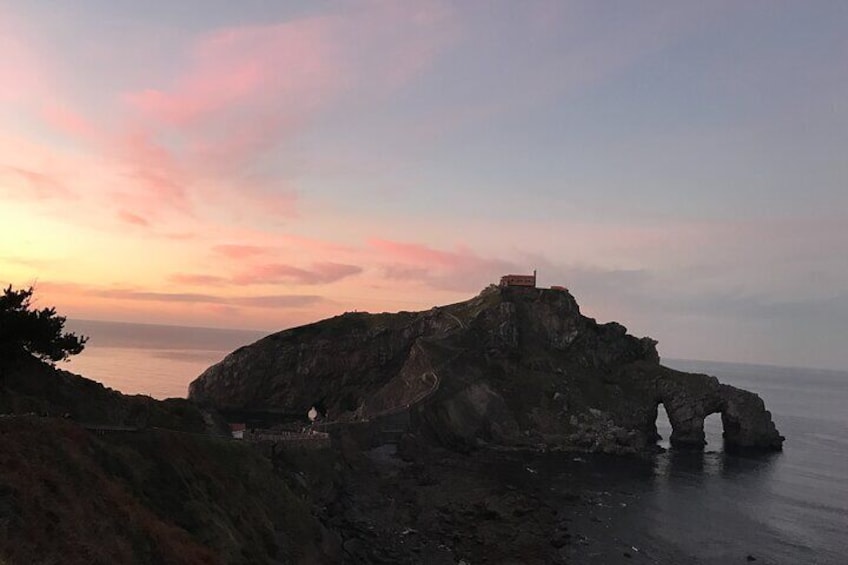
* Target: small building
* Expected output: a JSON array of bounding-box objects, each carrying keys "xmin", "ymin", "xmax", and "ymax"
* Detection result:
[
  {"xmin": 230, "ymin": 423, "xmax": 246, "ymax": 440},
  {"xmin": 500, "ymin": 270, "xmax": 537, "ymax": 288}
]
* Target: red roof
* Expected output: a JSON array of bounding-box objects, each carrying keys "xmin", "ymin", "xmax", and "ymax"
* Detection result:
[{"xmin": 229, "ymin": 423, "xmax": 246, "ymax": 431}]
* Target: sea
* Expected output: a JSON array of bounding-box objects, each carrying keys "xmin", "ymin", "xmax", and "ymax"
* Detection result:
[
  {"xmin": 64, "ymin": 319, "xmax": 266, "ymax": 399},
  {"xmin": 63, "ymin": 319, "xmax": 847, "ymax": 564}
]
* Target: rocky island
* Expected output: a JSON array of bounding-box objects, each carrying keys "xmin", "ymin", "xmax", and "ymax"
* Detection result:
[{"xmin": 190, "ymin": 284, "xmax": 784, "ymax": 454}]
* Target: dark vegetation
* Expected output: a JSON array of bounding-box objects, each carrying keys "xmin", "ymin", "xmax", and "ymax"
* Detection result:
[
  {"xmin": 0, "ymin": 418, "xmax": 331, "ymax": 564},
  {"xmin": 0, "ymin": 353, "xmax": 219, "ymax": 432},
  {"xmin": 0, "ymin": 352, "xmax": 342, "ymax": 564},
  {"xmin": 0, "ymin": 286, "xmax": 87, "ymax": 374},
  {"xmin": 0, "ymin": 290, "xmax": 335, "ymax": 564}
]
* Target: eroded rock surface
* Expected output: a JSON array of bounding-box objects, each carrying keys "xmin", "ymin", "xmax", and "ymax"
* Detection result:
[{"xmin": 189, "ymin": 286, "xmax": 784, "ymax": 452}]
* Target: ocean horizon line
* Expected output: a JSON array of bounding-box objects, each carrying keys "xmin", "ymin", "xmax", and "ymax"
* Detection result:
[
  {"xmin": 664, "ymin": 357, "xmax": 848, "ymax": 378},
  {"xmin": 68, "ymin": 317, "xmax": 273, "ymax": 334},
  {"xmin": 64, "ymin": 318, "xmax": 848, "ymax": 376}
]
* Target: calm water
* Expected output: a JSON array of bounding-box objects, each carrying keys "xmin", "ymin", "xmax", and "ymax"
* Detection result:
[
  {"xmin": 63, "ymin": 320, "xmax": 847, "ymax": 563},
  {"xmin": 64, "ymin": 319, "xmax": 266, "ymax": 399},
  {"xmin": 648, "ymin": 359, "xmax": 847, "ymax": 564}
]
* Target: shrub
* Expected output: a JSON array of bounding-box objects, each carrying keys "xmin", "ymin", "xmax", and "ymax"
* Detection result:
[{"xmin": 0, "ymin": 286, "xmax": 87, "ymax": 367}]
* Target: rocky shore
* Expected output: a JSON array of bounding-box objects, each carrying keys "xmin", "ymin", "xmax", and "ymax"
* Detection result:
[{"xmin": 282, "ymin": 437, "xmax": 706, "ymax": 564}]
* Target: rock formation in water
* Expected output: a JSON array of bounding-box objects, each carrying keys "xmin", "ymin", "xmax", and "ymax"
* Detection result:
[{"xmin": 189, "ymin": 286, "xmax": 784, "ymax": 453}]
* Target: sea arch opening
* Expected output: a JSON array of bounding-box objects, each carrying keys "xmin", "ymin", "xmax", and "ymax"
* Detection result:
[
  {"xmin": 654, "ymin": 399, "xmax": 729, "ymax": 450},
  {"xmin": 703, "ymin": 412, "xmax": 724, "ymax": 450},
  {"xmin": 654, "ymin": 402, "xmax": 673, "ymax": 449}
]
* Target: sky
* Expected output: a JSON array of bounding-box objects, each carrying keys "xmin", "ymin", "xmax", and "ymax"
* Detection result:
[{"xmin": 1, "ymin": 1, "xmax": 846, "ymax": 371}]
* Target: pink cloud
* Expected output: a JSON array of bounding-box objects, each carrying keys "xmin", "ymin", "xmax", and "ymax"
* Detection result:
[
  {"xmin": 1, "ymin": 166, "xmax": 75, "ymax": 200},
  {"xmin": 0, "ymin": 13, "xmax": 48, "ymax": 103},
  {"xmin": 125, "ymin": 18, "xmax": 336, "ymax": 127},
  {"xmin": 212, "ymin": 234, "xmax": 357, "ymax": 261},
  {"xmin": 122, "ymin": 18, "xmax": 339, "ymax": 179},
  {"xmin": 254, "ymin": 189, "xmax": 299, "ymax": 219},
  {"xmin": 213, "ymin": 244, "xmax": 270, "ymax": 260},
  {"xmin": 105, "ymin": 21, "xmax": 340, "ymax": 222},
  {"xmin": 1, "ymin": 2, "xmax": 458, "ymax": 231},
  {"xmin": 123, "ymin": 4, "xmax": 456, "ymax": 131},
  {"xmin": 161, "ymin": 232, "xmax": 197, "ymax": 241},
  {"xmin": 369, "ymin": 238, "xmax": 513, "ymax": 291},
  {"xmin": 276, "ymin": 233, "xmax": 358, "ymax": 255},
  {"xmin": 168, "ymin": 253, "xmax": 364, "ymax": 289},
  {"xmin": 112, "ymin": 4, "xmax": 457, "ymax": 220},
  {"xmin": 370, "ymin": 239, "xmax": 453, "ymax": 266},
  {"xmin": 233, "ymin": 262, "xmax": 362, "ymax": 285},
  {"xmin": 381, "ymin": 265, "xmax": 430, "ymax": 280},
  {"xmin": 369, "ymin": 238, "xmax": 500, "ymax": 269},
  {"xmin": 232, "ymin": 294, "xmax": 327, "ymax": 308},
  {"xmin": 169, "ymin": 273, "xmax": 229, "ymax": 286},
  {"xmin": 40, "ymin": 103, "xmax": 98, "ymax": 141},
  {"xmin": 117, "ymin": 210, "xmax": 149, "ymax": 226},
  {"xmin": 114, "ymin": 129, "xmax": 190, "ymax": 213},
  {"xmin": 35, "ymin": 280, "xmax": 323, "ymax": 309}
]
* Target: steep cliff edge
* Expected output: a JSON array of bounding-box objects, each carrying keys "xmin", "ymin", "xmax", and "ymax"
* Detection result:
[{"xmin": 189, "ymin": 286, "xmax": 784, "ymax": 453}]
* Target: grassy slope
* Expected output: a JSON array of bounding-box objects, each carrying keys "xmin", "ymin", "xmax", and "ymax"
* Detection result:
[
  {"xmin": 0, "ymin": 417, "xmax": 329, "ymax": 565},
  {"xmin": 0, "ymin": 356, "xmax": 224, "ymax": 434},
  {"xmin": 0, "ymin": 357, "xmax": 341, "ymax": 564}
]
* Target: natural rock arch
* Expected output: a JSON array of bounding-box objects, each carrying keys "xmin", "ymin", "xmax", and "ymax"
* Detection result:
[{"xmin": 653, "ymin": 370, "xmax": 783, "ymax": 450}]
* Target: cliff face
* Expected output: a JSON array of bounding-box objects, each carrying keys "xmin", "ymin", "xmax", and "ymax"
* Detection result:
[{"xmin": 189, "ymin": 286, "xmax": 784, "ymax": 453}]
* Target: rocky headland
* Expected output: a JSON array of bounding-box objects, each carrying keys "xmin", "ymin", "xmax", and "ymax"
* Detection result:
[{"xmin": 190, "ymin": 285, "xmax": 784, "ymax": 454}]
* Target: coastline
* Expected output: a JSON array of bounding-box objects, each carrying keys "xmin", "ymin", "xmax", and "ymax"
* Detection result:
[{"xmin": 318, "ymin": 444, "xmax": 708, "ymax": 564}]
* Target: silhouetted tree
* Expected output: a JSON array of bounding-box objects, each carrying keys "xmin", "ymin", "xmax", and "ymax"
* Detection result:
[{"xmin": 0, "ymin": 286, "xmax": 87, "ymax": 372}]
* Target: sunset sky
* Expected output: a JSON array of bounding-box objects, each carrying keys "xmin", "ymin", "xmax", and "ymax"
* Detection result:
[{"xmin": 2, "ymin": 1, "xmax": 846, "ymax": 370}]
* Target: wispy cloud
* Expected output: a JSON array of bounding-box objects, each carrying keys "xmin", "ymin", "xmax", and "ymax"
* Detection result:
[
  {"xmin": 39, "ymin": 102, "xmax": 98, "ymax": 140},
  {"xmin": 3, "ymin": 2, "xmax": 457, "ymax": 230},
  {"xmin": 125, "ymin": 19, "xmax": 336, "ymax": 124},
  {"xmin": 113, "ymin": 129, "xmax": 191, "ymax": 216},
  {"xmin": 212, "ymin": 244, "xmax": 271, "ymax": 260},
  {"xmin": 0, "ymin": 166, "xmax": 75, "ymax": 200},
  {"xmin": 117, "ymin": 210, "xmax": 150, "ymax": 227},
  {"xmin": 370, "ymin": 238, "xmax": 514, "ymax": 291},
  {"xmin": 233, "ymin": 262, "xmax": 362, "ymax": 285},
  {"xmin": 36, "ymin": 281, "xmax": 324, "ymax": 309},
  {"xmin": 0, "ymin": 10, "xmax": 48, "ymax": 104},
  {"xmin": 168, "ymin": 273, "xmax": 229, "ymax": 286},
  {"xmin": 171, "ymin": 262, "xmax": 362, "ymax": 287}
]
